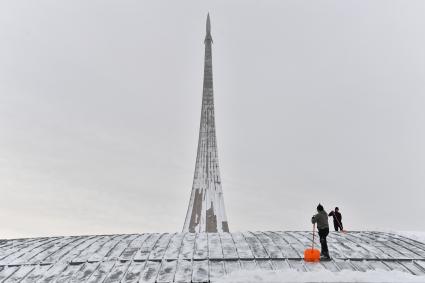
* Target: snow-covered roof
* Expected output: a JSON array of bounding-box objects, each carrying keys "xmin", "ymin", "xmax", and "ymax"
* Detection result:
[{"xmin": 0, "ymin": 231, "xmax": 424, "ymax": 282}]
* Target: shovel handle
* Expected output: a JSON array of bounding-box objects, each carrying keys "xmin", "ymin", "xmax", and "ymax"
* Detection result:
[{"xmin": 334, "ymin": 215, "xmax": 344, "ymax": 232}]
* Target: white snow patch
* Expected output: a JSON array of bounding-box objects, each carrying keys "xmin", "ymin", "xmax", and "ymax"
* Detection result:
[
  {"xmin": 396, "ymin": 231, "xmax": 425, "ymax": 243},
  {"xmin": 215, "ymin": 269, "xmax": 425, "ymax": 283}
]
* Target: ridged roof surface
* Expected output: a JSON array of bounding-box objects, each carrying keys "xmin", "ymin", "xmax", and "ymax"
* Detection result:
[{"xmin": 1, "ymin": 231, "xmax": 425, "ymax": 282}]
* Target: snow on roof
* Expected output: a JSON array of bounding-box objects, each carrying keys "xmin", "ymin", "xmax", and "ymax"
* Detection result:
[{"xmin": 0, "ymin": 231, "xmax": 424, "ymax": 282}]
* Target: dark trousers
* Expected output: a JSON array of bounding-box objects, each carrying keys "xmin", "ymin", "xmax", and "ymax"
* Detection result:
[
  {"xmin": 333, "ymin": 222, "xmax": 343, "ymax": 231},
  {"xmin": 318, "ymin": 228, "xmax": 329, "ymax": 257}
]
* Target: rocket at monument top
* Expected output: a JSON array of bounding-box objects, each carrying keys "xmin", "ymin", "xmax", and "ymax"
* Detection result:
[{"xmin": 205, "ymin": 13, "xmax": 213, "ymax": 43}]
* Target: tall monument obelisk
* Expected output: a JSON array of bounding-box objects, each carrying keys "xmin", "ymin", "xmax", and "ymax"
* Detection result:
[{"xmin": 183, "ymin": 14, "xmax": 229, "ymax": 233}]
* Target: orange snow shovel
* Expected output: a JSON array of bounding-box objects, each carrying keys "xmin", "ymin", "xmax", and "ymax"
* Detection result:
[{"xmin": 304, "ymin": 224, "xmax": 320, "ymax": 262}]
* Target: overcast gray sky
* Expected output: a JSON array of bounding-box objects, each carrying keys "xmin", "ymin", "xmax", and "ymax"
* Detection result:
[{"xmin": 1, "ymin": 1, "xmax": 424, "ymax": 239}]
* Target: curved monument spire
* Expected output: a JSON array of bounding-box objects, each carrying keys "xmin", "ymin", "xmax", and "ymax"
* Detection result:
[{"xmin": 183, "ymin": 14, "xmax": 229, "ymax": 233}]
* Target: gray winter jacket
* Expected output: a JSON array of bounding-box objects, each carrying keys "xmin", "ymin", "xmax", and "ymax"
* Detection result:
[{"xmin": 311, "ymin": 210, "xmax": 329, "ymax": 230}]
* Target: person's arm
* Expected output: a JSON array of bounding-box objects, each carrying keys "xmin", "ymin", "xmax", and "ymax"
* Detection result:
[
  {"xmin": 328, "ymin": 211, "xmax": 334, "ymax": 217},
  {"xmin": 311, "ymin": 214, "xmax": 317, "ymax": 224}
]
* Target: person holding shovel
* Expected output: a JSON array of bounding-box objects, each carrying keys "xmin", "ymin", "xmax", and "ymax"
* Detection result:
[
  {"xmin": 311, "ymin": 204, "xmax": 330, "ymax": 260},
  {"xmin": 328, "ymin": 207, "xmax": 343, "ymax": 231}
]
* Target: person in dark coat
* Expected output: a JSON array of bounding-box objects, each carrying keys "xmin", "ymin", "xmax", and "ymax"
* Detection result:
[
  {"xmin": 328, "ymin": 207, "xmax": 343, "ymax": 231},
  {"xmin": 311, "ymin": 203, "xmax": 330, "ymax": 259}
]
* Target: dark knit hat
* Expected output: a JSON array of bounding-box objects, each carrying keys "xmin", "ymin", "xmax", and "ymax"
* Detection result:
[{"xmin": 317, "ymin": 204, "xmax": 324, "ymax": 211}]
